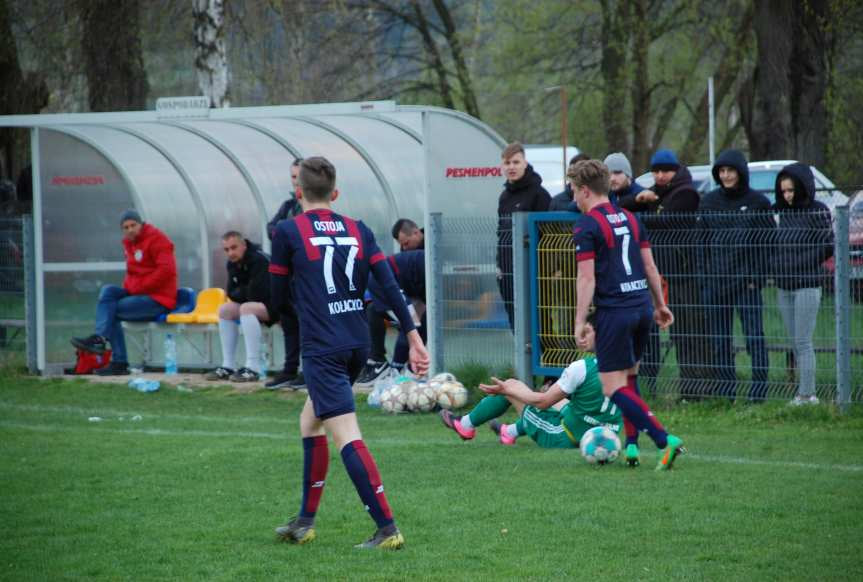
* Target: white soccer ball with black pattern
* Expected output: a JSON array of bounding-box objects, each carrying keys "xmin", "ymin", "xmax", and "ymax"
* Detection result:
[
  {"xmin": 379, "ymin": 384, "xmax": 409, "ymax": 414},
  {"xmin": 579, "ymin": 426, "xmax": 621, "ymax": 465},
  {"xmin": 435, "ymin": 380, "xmax": 469, "ymax": 410},
  {"xmin": 406, "ymin": 382, "xmax": 437, "ymax": 413}
]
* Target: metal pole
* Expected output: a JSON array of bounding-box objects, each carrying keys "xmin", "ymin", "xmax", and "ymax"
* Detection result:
[
  {"xmin": 561, "ymin": 87, "xmax": 568, "ymax": 178},
  {"xmin": 708, "ymin": 76, "xmax": 715, "ymax": 166},
  {"xmin": 23, "ymin": 215, "xmax": 37, "ymax": 373},
  {"xmin": 513, "ymin": 212, "xmax": 533, "ymax": 388},
  {"xmin": 833, "ymin": 205, "xmax": 851, "ymax": 412},
  {"xmin": 427, "ymin": 212, "xmax": 445, "ymax": 376}
]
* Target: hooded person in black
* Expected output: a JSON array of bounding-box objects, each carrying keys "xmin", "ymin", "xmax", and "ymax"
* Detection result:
[
  {"xmin": 700, "ymin": 149, "xmax": 773, "ymax": 402},
  {"xmin": 773, "ymin": 163, "xmax": 833, "ymax": 404},
  {"xmin": 496, "ymin": 143, "xmax": 551, "ymax": 329}
]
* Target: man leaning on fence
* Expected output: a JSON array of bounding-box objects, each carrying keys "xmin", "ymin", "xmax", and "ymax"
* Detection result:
[
  {"xmin": 71, "ymin": 210, "xmax": 178, "ymax": 375},
  {"xmin": 700, "ymin": 149, "xmax": 774, "ymax": 402}
]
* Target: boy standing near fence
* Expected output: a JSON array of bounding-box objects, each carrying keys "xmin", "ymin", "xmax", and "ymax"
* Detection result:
[
  {"xmin": 269, "ymin": 156, "xmax": 429, "ymax": 549},
  {"xmin": 569, "ymin": 160, "xmax": 684, "ymax": 470}
]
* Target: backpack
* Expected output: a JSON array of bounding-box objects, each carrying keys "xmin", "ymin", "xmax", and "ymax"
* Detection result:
[{"xmin": 74, "ymin": 348, "xmax": 112, "ymax": 374}]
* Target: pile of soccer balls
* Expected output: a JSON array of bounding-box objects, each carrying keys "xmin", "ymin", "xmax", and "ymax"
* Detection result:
[{"xmin": 376, "ymin": 372, "xmax": 469, "ymax": 414}]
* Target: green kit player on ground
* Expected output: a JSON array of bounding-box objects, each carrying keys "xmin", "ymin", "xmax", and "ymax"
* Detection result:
[{"xmin": 440, "ymin": 324, "xmax": 621, "ymax": 448}]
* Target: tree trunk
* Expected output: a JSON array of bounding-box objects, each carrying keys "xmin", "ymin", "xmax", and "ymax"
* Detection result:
[
  {"xmin": 790, "ymin": 0, "xmax": 831, "ymax": 167},
  {"xmin": 629, "ymin": 0, "xmax": 649, "ymax": 171},
  {"xmin": 410, "ymin": 0, "xmax": 456, "ymax": 110},
  {"xmin": 600, "ymin": 0, "xmax": 630, "ymax": 155},
  {"xmin": 0, "ymin": 0, "xmax": 48, "ymax": 181},
  {"xmin": 679, "ymin": 3, "xmax": 754, "ymax": 164},
  {"xmin": 431, "ymin": 0, "xmax": 480, "ymax": 119},
  {"xmin": 193, "ymin": 0, "xmax": 230, "ymax": 108},
  {"xmin": 747, "ymin": 0, "xmax": 793, "ymax": 160},
  {"xmin": 77, "ymin": 0, "xmax": 149, "ymax": 112}
]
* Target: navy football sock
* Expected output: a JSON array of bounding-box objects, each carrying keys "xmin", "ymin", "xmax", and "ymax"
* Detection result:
[
  {"xmin": 611, "ymin": 386, "xmax": 668, "ymax": 449},
  {"xmin": 340, "ymin": 440, "xmax": 394, "ymax": 529}
]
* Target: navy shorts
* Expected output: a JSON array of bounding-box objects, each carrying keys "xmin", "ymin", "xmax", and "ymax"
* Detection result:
[
  {"xmin": 594, "ymin": 304, "xmax": 653, "ymax": 373},
  {"xmin": 303, "ymin": 348, "xmax": 368, "ymax": 420}
]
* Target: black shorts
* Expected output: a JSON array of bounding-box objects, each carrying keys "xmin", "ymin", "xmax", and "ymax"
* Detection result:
[
  {"xmin": 303, "ymin": 348, "xmax": 368, "ymax": 420},
  {"xmin": 595, "ymin": 304, "xmax": 653, "ymax": 373}
]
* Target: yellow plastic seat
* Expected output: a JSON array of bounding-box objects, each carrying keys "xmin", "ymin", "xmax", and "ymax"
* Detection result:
[{"xmin": 166, "ymin": 288, "xmax": 226, "ymax": 324}]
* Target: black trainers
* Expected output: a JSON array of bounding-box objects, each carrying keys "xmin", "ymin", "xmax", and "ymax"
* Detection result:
[
  {"xmin": 94, "ymin": 361, "xmax": 130, "ymax": 376},
  {"xmin": 354, "ymin": 525, "xmax": 404, "ymax": 550},
  {"xmin": 275, "ymin": 517, "xmax": 316, "ymax": 544},
  {"xmin": 205, "ymin": 366, "xmax": 234, "ymax": 381},
  {"xmin": 286, "ymin": 371, "xmax": 306, "ymax": 390},
  {"xmin": 265, "ymin": 371, "xmax": 295, "ymax": 390},
  {"xmin": 230, "ymin": 367, "xmax": 260, "ymax": 382},
  {"xmin": 355, "ymin": 360, "xmax": 390, "ymax": 387},
  {"xmin": 71, "ymin": 334, "xmax": 108, "ymax": 354}
]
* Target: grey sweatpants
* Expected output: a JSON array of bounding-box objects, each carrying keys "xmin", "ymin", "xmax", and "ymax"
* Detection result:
[{"xmin": 776, "ymin": 287, "xmax": 822, "ymax": 397}]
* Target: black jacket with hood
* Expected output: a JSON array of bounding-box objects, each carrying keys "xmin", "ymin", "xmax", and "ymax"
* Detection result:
[
  {"xmin": 226, "ymin": 240, "xmax": 279, "ymax": 324},
  {"xmin": 700, "ymin": 149, "xmax": 774, "ymax": 288},
  {"xmin": 772, "ymin": 163, "xmax": 834, "ymax": 290},
  {"xmin": 496, "ymin": 164, "xmax": 551, "ymax": 269}
]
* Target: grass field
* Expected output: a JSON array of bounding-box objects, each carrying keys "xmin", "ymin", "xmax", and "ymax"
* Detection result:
[{"xmin": 2, "ymin": 368, "xmax": 863, "ymax": 581}]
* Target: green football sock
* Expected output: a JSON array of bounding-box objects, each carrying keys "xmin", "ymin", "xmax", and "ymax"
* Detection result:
[{"xmin": 467, "ymin": 395, "xmax": 511, "ymax": 426}]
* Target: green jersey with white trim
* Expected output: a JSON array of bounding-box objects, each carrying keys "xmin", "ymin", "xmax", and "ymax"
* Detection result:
[{"xmin": 556, "ymin": 356, "xmax": 622, "ymax": 434}]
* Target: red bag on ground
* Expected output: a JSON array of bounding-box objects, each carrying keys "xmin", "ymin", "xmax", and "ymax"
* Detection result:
[{"xmin": 74, "ymin": 348, "xmax": 112, "ymax": 374}]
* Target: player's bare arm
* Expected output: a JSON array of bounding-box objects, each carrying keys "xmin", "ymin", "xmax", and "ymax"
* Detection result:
[
  {"xmin": 575, "ymin": 258, "xmax": 596, "ymax": 349},
  {"xmin": 406, "ymin": 329, "xmax": 430, "ymax": 376},
  {"xmin": 479, "ymin": 377, "xmax": 566, "ymax": 409},
  {"xmin": 639, "ymin": 247, "xmax": 674, "ymax": 329}
]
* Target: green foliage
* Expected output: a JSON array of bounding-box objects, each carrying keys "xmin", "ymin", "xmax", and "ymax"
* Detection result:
[{"xmin": 2, "ymin": 373, "xmax": 862, "ymax": 580}]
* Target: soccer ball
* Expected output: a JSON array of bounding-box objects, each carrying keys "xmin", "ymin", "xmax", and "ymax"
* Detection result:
[
  {"xmin": 406, "ymin": 383, "xmax": 437, "ymax": 413},
  {"xmin": 432, "ymin": 372, "xmax": 456, "ymax": 383},
  {"xmin": 380, "ymin": 385, "xmax": 409, "ymax": 414},
  {"xmin": 436, "ymin": 381, "xmax": 469, "ymax": 410},
  {"xmin": 579, "ymin": 426, "xmax": 621, "ymax": 465}
]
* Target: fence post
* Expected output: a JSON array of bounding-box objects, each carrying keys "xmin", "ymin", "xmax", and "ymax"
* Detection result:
[
  {"xmin": 23, "ymin": 215, "xmax": 37, "ymax": 374},
  {"xmin": 513, "ymin": 212, "xmax": 533, "ymax": 387},
  {"xmin": 427, "ymin": 212, "xmax": 444, "ymax": 376},
  {"xmin": 833, "ymin": 205, "xmax": 851, "ymax": 412}
]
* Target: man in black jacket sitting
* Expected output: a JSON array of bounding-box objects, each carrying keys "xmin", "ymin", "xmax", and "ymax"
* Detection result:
[{"xmin": 205, "ymin": 231, "xmax": 279, "ymax": 383}]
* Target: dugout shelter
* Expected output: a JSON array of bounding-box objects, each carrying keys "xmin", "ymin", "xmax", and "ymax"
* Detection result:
[{"xmin": 0, "ymin": 100, "xmax": 506, "ymax": 373}]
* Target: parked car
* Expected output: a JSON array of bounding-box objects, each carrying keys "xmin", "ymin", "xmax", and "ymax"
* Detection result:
[{"xmin": 524, "ymin": 145, "xmax": 581, "ymax": 195}]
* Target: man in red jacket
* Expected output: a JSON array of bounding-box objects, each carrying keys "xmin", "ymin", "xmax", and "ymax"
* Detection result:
[{"xmin": 71, "ymin": 210, "xmax": 178, "ymax": 375}]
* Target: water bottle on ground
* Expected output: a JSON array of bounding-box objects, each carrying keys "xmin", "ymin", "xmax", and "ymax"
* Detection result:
[
  {"xmin": 164, "ymin": 333, "xmax": 178, "ymax": 375},
  {"xmin": 128, "ymin": 378, "xmax": 160, "ymax": 392}
]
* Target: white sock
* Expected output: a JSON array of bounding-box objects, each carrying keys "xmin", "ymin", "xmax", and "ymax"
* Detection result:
[
  {"xmin": 218, "ymin": 318, "xmax": 238, "ymax": 369},
  {"xmin": 504, "ymin": 424, "xmax": 519, "ymax": 439},
  {"xmin": 240, "ymin": 314, "xmax": 262, "ymax": 370},
  {"xmin": 459, "ymin": 415, "xmax": 474, "ymax": 429}
]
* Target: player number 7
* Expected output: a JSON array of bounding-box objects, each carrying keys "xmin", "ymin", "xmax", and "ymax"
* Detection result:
[
  {"xmin": 310, "ymin": 236, "xmax": 359, "ymax": 294},
  {"xmin": 613, "ymin": 226, "xmax": 632, "ymax": 276}
]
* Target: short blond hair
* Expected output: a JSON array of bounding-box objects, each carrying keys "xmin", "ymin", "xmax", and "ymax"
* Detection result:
[
  {"xmin": 501, "ymin": 142, "xmax": 525, "ymax": 160},
  {"xmin": 567, "ymin": 160, "xmax": 610, "ymax": 195}
]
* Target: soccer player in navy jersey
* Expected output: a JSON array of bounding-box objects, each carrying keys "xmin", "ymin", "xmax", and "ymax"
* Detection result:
[
  {"xmin": 569, "ymin": 159, "xmax": 684, "ymax": 471},
  {"xmin": 269, "ymin": 157, "xmax": 430, "ymax": 549}
]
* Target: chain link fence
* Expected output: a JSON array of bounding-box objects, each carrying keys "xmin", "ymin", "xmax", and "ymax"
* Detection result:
[
  {"xmin": 435, "ymin": 195, "xmax": 862, "ymax": 405},
  {"xmin": 0, "ymin": 216, "xmax": 29, "ymax": 363}
]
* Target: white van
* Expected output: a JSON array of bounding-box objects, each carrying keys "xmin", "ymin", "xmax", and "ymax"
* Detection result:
[{"xmin": 524, "ymin": 145, "xmax": 581, "ymax": 195}]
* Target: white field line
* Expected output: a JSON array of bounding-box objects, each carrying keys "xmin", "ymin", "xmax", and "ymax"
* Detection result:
[{"xmin": 1, "ymin": 416, "xmax": 862, "ymax": 474}]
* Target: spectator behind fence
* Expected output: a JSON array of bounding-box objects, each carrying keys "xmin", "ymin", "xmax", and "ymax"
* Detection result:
[
  {"xmin": 71, "ymin": 210, "xmax": 177, "ymax": 375},
  {"xmin": 773, "ymin": 163, "xmax": 834, "ymax": 405},
  {"xmin": 265, "ymin": 158, "xmax": 305, "ymax": 390},
  {"xmin": 700, "ymin": 149, "xmax": 774, "ymax": 402},
  {"xmin": 497, "ymin": 142, "xmax": 551, "ymax": 329},
  {"xmin": 604, "ymin": 152, "xmax": 643, "ymax": 209},
  {"xmin": 205, "ymin": 232, "xmax": 280, "ymax": 384},
  {"xmin": 549, "ymin": 153, "xmax": 590, "ymax": 211},
  {"xmin": 623, "ymin": 149, "xmax": 708, "ymax": 400}
]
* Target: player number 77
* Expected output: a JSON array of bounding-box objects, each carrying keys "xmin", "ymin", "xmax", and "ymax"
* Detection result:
[{"xmin": 310, "ymin": 236, "xmax": 359, "ymax": 294}]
